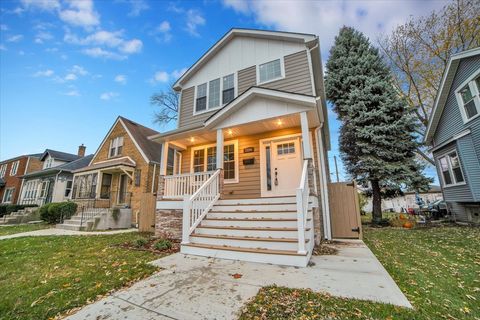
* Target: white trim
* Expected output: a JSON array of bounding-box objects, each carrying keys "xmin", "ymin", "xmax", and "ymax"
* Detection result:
[
  {"xmin": 315, "ymin": 127, "xmax": 331, "ymax": 240},
  {"xmin": 429, "ymin": 129, "xmax": 471, "ymax": 152},
  {"xmin": 189, "ymin": 140, "xmax": 239, "ymax": 184},
  {"xmin": 436, "ymin": 148, "xmax": 466, "ymax": 188},
  {"xmin": 455, "ymin": 68, "xmax": 480, "ymax": 124},
  {"xmin": 193, "ymin": 72, "xmax": 238, "ymax": 116},
  {"xmin": 9, "ymin": 160, "xmax": 19, "ymax": 176},
  {"xmin": 119, "ymin": 118, "xmax": 151, "ymax": 164},
  {"xmin": 2, "ymin": 187, "xmax": 15, "ymax": 203},
  {"xmin": 256, "ymin": 57, "xmax": 285, "ymax": 85},
  {"xmin": 306, "ymin": 48, "xmax": 316, "ymax": 95}
]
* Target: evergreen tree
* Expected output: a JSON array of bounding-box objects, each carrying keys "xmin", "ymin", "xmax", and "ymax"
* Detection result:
[{"xmin": 325, "ymin": 26, "xmax": 432, "ymax": 224}]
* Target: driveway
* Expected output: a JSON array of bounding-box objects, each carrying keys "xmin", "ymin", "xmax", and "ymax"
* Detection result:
[{"xmin": 66, "ymin": 240, "xmax": 411, "ymax": 320}]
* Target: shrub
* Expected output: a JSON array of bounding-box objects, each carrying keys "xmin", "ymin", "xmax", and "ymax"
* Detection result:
[
  {"xmin": 39, "ymin": 202, "xmax": 77, "ymax": 224},
  {"xmin": 133, "ymin": 238, "xmax": 148, "ymax": 248},
  {"xmin": 154, "ymin": 239, "xmax": 172, "ymax": 251}
]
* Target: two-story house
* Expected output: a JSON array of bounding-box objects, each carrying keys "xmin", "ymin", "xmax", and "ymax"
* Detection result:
[
  {"xmin": 150, "ymin": 29, "xmax": 331, "ymax": 267},
  {"xmin": 0, "ymin": 154, "xmax": 42, "ymax": 205},
  {"xmin": 424, "ymin": 47, "xmax": 480, "ymax": 224},
  {"xmin": 19, "ymin": 146, "xmax": 92, "ymax": 206}
]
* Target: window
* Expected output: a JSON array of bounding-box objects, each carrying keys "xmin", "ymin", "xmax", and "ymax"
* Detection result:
[
  {"xmin": 0, "ymin": 164, "xmax": 6, "ymax": 178},
  {"xmin": 44, "ymin": 157, "xmax": 54, "ymax": 169},
  {"xmin": 65, "ymin": 180, "xmax": 73, "ymax": 198},
  {"xmin": 100, "ymin": 173, "xmax": 112, "ymax": 199},
  {"xmin": 456, "ymin": 72, "xmax": 480, "ymax": 122},
  {"xmin": 208, "ymin": 78, "xmax": 220, "ymax": 109},
  {"xmin": 22, "ymin": 181, "xmax": 38, "ymax": 200},
  {"xmin": 2, "ymin": 188, "xmax": 14, "ymax": 203},
  {"xmin": 10, "ymin": 161, "xmax": 19, "ymax": 176},
  {"xmin": 191, "ymin": 141, "xmax": 238, "ymax": 182},
  {"xmin": 166, "ymin": 147, "xmax": 182, "ymax": 175},
  {"xmin": 39, "ymin": 181, "xmax": 49, "ymax": 198},
  {"xmin": 109, "ymin": 136, "xmax": 124, "ymax": 158},
  {"xmin": 438, "ymin": 150, "xmax": 465, "ymax": 186},
  {"xmin": 222, "ymin": 74, "xmax": 235, "ymax": 104},
  {"xmin": 277, "ymin": 142, "xmax": 295, "ymax": 155},
  {"xmin": 196, "ymin": 83, "xmax": 207, "ymax": 112},
  {"xmin": 258, "ymin": 59, "xmax": 282, "ymax": 83},
  {"xmin": 134, "ymin": 169, "xmax": 141, "ymax": 187},
  {"xmin": 72, "ymin": 173, "xmax": 98, "ymax": 199}
]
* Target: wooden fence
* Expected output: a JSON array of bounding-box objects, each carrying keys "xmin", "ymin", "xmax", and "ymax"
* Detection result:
[{"xmin": 328, "ymin": 181, "xmax": 362, "ymax": 239}]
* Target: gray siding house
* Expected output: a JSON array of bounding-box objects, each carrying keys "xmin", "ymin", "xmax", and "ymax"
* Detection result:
[{"xmin": 424, "ymin": 47, "xmax": 480, "ymax": 223}]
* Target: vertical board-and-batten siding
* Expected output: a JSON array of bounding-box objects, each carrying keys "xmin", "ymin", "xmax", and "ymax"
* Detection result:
[
  {"xmin": 177, "ymin": 50, "xmax": 313, "ymax": 129},
  {"xmin": 431, "ymin": 54, "xmax": 480, "ymax": 221}
]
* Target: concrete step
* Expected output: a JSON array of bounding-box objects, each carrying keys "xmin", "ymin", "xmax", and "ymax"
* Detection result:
[
  {"xmin": 56, "ymin": 223, "xmax": 85, "ymax": 231},
  {"xmin": 200, "ymin": 217, "xmax": 311, "ymax": 228},
  {"xmin": 181, "ymin": 243, "xmax": 308, "ymax": 267},
  {"xmin": 216, "ymin": 197, "xmax": 297, "ymax": 205},
  {"xmin": 190, "ymin": 233, "xmax": 307, "ymax": 251},
  {"xmin": 194, "ymin": 225, "xmax": 307, "ymax": 238}
]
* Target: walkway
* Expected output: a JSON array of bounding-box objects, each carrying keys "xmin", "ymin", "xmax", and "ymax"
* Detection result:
[{"xmin": 0, "ymin": 227, "xmax": 137, "ymax": 240}]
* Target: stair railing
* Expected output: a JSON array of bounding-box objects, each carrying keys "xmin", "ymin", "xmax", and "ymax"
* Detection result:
[
  {"xmin": 182, "ymin": 169, "xmax": 221, "ymax": 244},
  {"xmin": 296, "ymin": 160, "xmax": 310, "ymax": 254}
]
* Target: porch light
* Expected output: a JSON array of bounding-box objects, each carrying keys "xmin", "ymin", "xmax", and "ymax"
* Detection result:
[
  {"xmin": 189, "ymin": 137, "xmax": 195, "ymax": 143},
  {"xmin": 227, "ymin": 129, "xmax": 233, "ymax": 136},
  {"xmin": 276, "ymin": 119, "xmax": 283, "ymax": 126}
]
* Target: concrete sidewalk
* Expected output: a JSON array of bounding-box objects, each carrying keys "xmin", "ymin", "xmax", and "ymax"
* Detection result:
[
  {"xmin": 0, "ymin": 227, "xmax": 137, "ymax": 240},
  {"xmin": 66, "ymin": 240, "xmax": 411, "ymax": 320}
]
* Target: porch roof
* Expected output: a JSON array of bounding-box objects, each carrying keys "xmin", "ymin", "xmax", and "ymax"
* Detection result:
[{"xmin": 73, "ymin": 157, "xmax": 136, "ymax": 173}]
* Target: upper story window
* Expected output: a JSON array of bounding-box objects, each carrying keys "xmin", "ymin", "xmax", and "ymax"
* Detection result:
[
  {"xmin": 258, "ymin": 58, "xmax": 283, "ymax": 84},
  {"xmin": 10, "ymin": 161, "xmax": 19, "ymax": 176},
  {"xmin": 195, "ymin": 73, "xmax": 236, "ymax": 114},
  {"xmin": 109, "ymin": 136, "xmax": 124, "ymax": 158},
  {"xmin": 438, "ymin": 150, "xmax": 465, "ymax": 187},
  {"xmin": 44, "ymin": 156, "xmax": 54, "ymax": 169},
  {"xmin": 0, "ymin": 164, "xmax": 7, "ymax": 178},
  {"xmin": 456, "ymin": 71, "xmax": 480, "ymax": 123}
]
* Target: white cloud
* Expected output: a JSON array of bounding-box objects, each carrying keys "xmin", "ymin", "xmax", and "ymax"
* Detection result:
[
  {"xmin": 64, "ymin": 73, "xmax": 77, "ymax": 81},
  {"xmin": 59, "ymin": 0, "xmax": 100, "ymax": 29},
  {"xmin": 6, "ymin": 34, "xmax": 23, "ymax": 42},
  {"xmin": 128, "ymin": 0, "xmax": 149, "ymax": 17},
  {"xmin": 222, "ymin": 0, "xmax": 448, "ymax": 60},
  {"xmin": 171, "ymin": 68, "xmax": 188, "ymax": 80},
  {"xmin": 64, "ymin": 89, "xmax": 80, "ymax": 96},
  {"xmin": 21, "ymin": 0, "xmax": 60, "ymax": 11},
  {"xmin": 114, "ymin": 74, "xmax": 127, "ymax": 84},
  {"xmin": 100, "ymin": 91, "xmax": 119, "ymax": 100},
  {"xmin": 154, "ymin": 20, "xmax": 172, "ymax": 42},
  {"xmin": 71, "ymin": 65, "xmax": 88, "ymax": 75},
  {"xmin": 34, "ymin": 31, "xmax": 54, "ymax": 44},
  {"xmin": 185, "ymin": 9, "xmax": 205, "ymax": 36},
  {"xmin": 18, "ymin": 50, "xmax": 25, "ymax": 55},
  {"xmin": 0, "ymin": 24, "xmax": 8, "ymax": 31},
  {"xmin": 150, "ymin": 71, "xmax": 169, "ymax": 84},
  {"xmin": 33, "ymin": 69, "xmax": 55, "ymax": 77},
  {"xmin": 119, "ymin": 39, "xmax": 142, "ymax": 53},
  {"xmin": 0, "ymin": 45, "xmax": 6, "ymax": 51},
  {"xmin": 82, "ymin": 47, "xmax": 126, "ymax": 60}
]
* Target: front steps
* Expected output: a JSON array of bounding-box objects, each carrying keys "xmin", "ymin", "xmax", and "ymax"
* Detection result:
[
  {"xmin": 181, "ymin": 197, "xmax": 314, "ymax": 267},
  {"xmin": 0, "ymin": 207, "xmax": 38, "ymax": 225},
  {"xmin": 56, "ymin": 209, "xmax": 109, "ymax": 231}
]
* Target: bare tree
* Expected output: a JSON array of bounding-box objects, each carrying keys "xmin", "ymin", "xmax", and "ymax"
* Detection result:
[
  {"xmin": 379, "ymin": 0, "xmax": 480, "ymax": 164},
  {"xmin": 151, "ymin": 85, "xmax": 179, "ymax": 126}
]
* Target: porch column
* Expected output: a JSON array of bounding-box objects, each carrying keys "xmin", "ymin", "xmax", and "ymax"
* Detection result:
[
  {"xmin": 300, "ymin": 111, "xmax": 312, "ymax": 159},
  {"xmin": 216, "ymin": 129, "xmax": 224, "ymax": 169},
  {"xmin": 157, "ymin": 142, "xmax": 169, "ymax": 200}
]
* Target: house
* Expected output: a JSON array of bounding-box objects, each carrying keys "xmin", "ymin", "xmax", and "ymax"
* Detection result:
[
  {"xmin": 0, "ymin": 154, "xmax": 43, "ymax": 205},
  {"xmin": 363, "ymin": 186, "xmax": 443, "ymax": 213},
  {"xmin": 150, "ymin": 28, "xmax": 331, "ymax": 267},
  {"xmin": 19, "ymin": 146, "xmax": 92, "ymax": 206},
  {"xmin": 424, "ymin": 47, "xmax": 480, "ymax": 223},
  {"xmin": 64, "ymin": 116, "xmax": 162, "ymax": 230}
]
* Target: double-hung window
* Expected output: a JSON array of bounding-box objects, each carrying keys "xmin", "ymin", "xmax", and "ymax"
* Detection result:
[
  {"xmin": 222, "ymin": 74, "xmax": 235, "ymax": 104},
  {"xmin": 191, "ymin": 141, "xmax": 238, "ymax": 183},
  {"xmin": 10, "ymin": 161, "xmax": 19, "ymax": 176},
  {"xmin": 195, "ymin": 83, "xmax": 207, "ymax": 112},
  {"xmin": 258, "ymin": 58, "xmax": 283, "ymax": 84},
  {"xmin": 456, "ymin": 71, "xmax": 480, "ymax": 122},
  {"xmin": 109, "ymin": 136, "xmax": 124, "ymax": 158},
  {"xmin": 438, "ymin": 150, "xmax": 465, "ymax": 187},
  {"xmin": 0, "ymin": 164, "xmax": 6, "ymax": 178},
  {"xmin": 2, "ymin": 188, "xmax": 14, "ymax": 203},
  {"xmin": 208, "ymin": 78, "xmax": 220, "ymax": 109}
]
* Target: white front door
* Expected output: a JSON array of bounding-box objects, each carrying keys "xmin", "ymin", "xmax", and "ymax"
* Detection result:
[{"xmin": 260, "ymin": 136, "xmax": 303, "ymax": 197}]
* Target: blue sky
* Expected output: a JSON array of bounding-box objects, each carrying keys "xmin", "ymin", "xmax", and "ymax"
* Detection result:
[{"xmin": 0, "ymin": 0, "xmax": 445, "ymax": 182}]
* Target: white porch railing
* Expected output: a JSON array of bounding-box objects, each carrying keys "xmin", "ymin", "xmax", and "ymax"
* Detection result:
[
  {"xmin": 296, "ymin": 160, "xmax": 312, "ymax": 254},
  {"xmin": 163, "ymin": 171, "xmax": 215, "ymax": 199},
  {"xmin": 182, "ymin": 169, "xmax": 221, "ymax": 243}
]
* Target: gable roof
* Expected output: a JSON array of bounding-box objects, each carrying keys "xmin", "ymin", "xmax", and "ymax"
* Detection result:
[
  {"xmin": 424, "ymin": 47, "xmax": 480, "ymax": 145},
  {"xmin": 22, "ymin": 154, "xmax": 94, "ymax": 178},
  {"xmin": 173, "ymin": 28, "xmax": 318, "ymax": 90},
  {"xmin": 40, "ymin": 149, "xmax": 81, "ymax": 162},
  {"xmin": 91, "ymin": 116, "xmax": 162, "ymax": 165}
]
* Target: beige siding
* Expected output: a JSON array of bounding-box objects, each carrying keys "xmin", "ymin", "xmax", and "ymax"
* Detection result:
[
  {"xmin": 177, "ymin": 50, "xmax": 314, "ymax": 129},
  {"xmin": 238, "ymin": 65, "xmax": 256, "ymax": 95},
  {"xmin": 178, "ymin": 127, "xmax": 322, "ymax": 199}
]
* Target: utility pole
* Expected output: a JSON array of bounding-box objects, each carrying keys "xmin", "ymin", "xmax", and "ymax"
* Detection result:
[{"xmin": 334, "ymin": 155, "xmax": 339, "ymax": 182}]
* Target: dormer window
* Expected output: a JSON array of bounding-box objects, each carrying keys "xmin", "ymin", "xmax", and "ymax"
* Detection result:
[
  {"xmin": 109, "ymin": 136, "xmax": 124, "ymax": 158},
  {"xmin": 456, "ymin": 71, "xmax": 480, "ymax": 123},
  {"xmin": 44, "ymin": 156, "xmax": 54, "ymax": 169},
  {"xmin": 258, "ymin": 58, "xmax": 283, "ymax": 84},
  {"xmin": 196, "ymin": 83, "xmax": 207, "ymax": 112},
  {"xmin": 222, "ymin": 74, "xmax": 234, "ymax": 104}
]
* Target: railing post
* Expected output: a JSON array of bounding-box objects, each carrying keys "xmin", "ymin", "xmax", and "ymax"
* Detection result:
[
  {"xmin": 182, "ymin": 195, "xmax": 191, "ymax": 244},
  {"xmin": 296, "ymin": 187, "xmax": 306, "ymax": 254}
]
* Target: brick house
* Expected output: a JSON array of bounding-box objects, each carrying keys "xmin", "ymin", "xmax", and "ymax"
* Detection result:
[
  {"xmin": 0, "ymin": 154, "xmax": 42, "ymax": 204},
  {"xmin": 68, "ymin": 116, "xmax": 162, "ymax": 228}
]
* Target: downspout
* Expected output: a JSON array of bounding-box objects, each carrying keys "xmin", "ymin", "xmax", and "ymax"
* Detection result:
[{"xmin": 315, "ymin": 125, "xmax": 332, "ymax": 240}]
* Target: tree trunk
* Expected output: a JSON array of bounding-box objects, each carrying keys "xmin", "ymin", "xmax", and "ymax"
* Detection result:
[{"xmin": 371, "ymin": 179, "xmax": 383, "ymax": 224}]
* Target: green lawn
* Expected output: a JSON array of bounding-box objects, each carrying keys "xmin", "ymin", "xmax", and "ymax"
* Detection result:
[
  {"xmin": 0, "ymin": 223, "xmax": 51, "ymax": 236},
  {"xmin": 0, "ymin": 232, "xmax": 161, "ymax": 320},
  {"xmin": 240, "ymin": 226, "xmax": 480, "ymax": 319}
]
